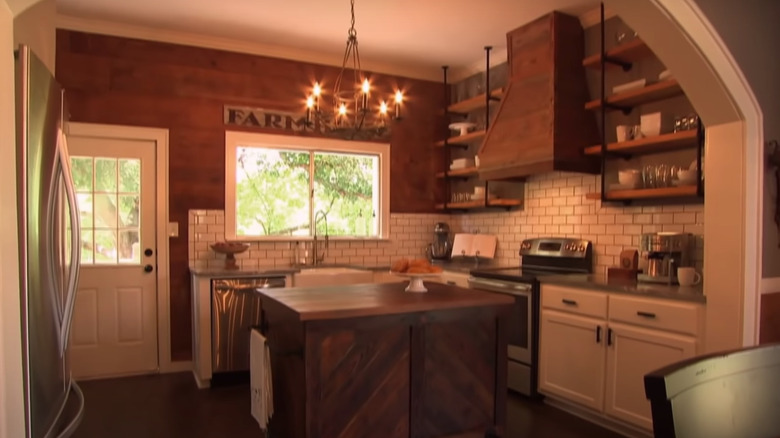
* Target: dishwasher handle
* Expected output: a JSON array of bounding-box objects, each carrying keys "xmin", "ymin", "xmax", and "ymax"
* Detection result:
[{"xmin": 213, "ymin": 276, "xmax": 287, "ymax": 292}]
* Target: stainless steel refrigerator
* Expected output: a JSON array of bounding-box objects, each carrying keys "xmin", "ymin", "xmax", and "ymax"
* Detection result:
[{"xmin": 16, "ymin": 44, "xmax": 84, "ymax": 438}]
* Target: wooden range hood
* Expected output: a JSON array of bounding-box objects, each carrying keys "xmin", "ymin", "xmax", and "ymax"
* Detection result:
[{"xmin": 477, "ymin": 12, "xmax": 599, "ymax": 181}]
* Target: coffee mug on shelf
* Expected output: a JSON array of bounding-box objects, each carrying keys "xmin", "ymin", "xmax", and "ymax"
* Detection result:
[{"xmin": 677, "ymin": 267, "xmax": 701, "ymax": 286}]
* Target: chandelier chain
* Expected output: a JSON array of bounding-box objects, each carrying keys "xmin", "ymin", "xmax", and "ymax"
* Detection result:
[{"xmin": 349, "ymin": 0, "xmax": 357, "ymax": 38}]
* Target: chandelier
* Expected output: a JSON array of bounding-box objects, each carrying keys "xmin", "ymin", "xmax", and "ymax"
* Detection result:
[{"xmin": 305, "ymin": 0, "xmax": 403, "ymax": 140}]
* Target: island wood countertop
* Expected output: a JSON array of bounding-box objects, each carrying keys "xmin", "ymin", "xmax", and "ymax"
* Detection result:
[{"xmin": 255, "ymin": 281, "xmax": 514, "ymax": 321}]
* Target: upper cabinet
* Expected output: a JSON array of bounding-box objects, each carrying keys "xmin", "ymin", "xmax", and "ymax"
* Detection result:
[
  {"xmin": 477, "ymin": 12, "xmax": 600, "ymax": 181},
  {"xmin": 583, "ymin": 8, "xmax": 704, "ymax": 203}
]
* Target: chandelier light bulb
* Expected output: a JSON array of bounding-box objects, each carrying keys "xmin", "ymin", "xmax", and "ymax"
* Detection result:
[
  {"xmin": 313, "ymin": 82, "xmax": 322, "ymax": 97},
  {"xmin": 361, "ymin": 79, "xmax": 370, "ymax": 94},
  {"xmin": 306, "ymin": 96, "xmax": 315, "ymax": 109},
  {"xmin": 339, "ymin": 103, "xmax": 348, "ymax": 116},
  {"xmin": 379, "ymin": 101, "xmax": 388, "ymax": 115},
  {"xmin": 394, "ymin": 90, "xmax": 403, "ymax": 104}
]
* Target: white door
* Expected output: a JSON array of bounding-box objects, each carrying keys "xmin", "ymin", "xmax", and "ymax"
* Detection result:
[
  {"xmin": 68, "ymin": 136, "xmax": 158, "ymax": 379},
  {"xmin": 604, "ymin": 321, "xmax": 697, "ymax": 430},
  {"xmin": 538, "ymin": 310, "xmax": 607, "ymax": 411}
]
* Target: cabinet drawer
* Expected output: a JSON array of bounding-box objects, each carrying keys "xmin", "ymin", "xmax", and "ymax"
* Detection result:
[
  {"xmin": 541, "ymin": 285, "xmax": 607, "ymax": 319},
  {"xmin": 609, "ymin": 295, "xmax": 702, "ymax": 336}
]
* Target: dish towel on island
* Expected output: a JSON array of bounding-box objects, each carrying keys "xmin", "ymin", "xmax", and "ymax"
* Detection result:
[{"xmin": 250, "ymin": 329, "xmax": 273, "ymax": 430}]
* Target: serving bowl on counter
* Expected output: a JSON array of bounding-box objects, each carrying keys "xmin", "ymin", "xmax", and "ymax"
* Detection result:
[{"xmin": 210, "ymin": 242, "xmax": 250, "ymax": 269}]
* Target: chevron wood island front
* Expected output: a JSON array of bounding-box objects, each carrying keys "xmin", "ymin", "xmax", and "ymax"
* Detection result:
[{"xmin": 256, "ymin": 282, "xmax": 513, "ymax": 438}]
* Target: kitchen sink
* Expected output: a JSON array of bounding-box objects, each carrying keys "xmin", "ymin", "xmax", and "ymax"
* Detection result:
[{"xmin": 293, "ymin": 267, "xmax": 374, "ymax": 287}]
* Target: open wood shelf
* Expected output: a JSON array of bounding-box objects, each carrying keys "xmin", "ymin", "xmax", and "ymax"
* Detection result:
[
  {"xmin": 435, "ymin": 198, "xmax": 522, "ymax": 210},
  {"xmin": 436, "ymin": 166, "xmax": 479, "ymax": 179},
  {"xmin": 585, "ymin": 185, "xmax": 699, "ymax": 201},
  {"xmin": 585, "ymin": 79, "xmax": 683, "ymax": 111},
  {"xmin": 584, "ymin": 130, "xmax": 698, "ymax": 156},
  {"xmin": 582, "ymin": 39, "xmax": 654, "ymax": 70},
  {"xmin": 435, "ymin": 130, "xmax": 486, "ymax": 148},
  {"xmin": 447, "ymin": 89, "xmax": 504, "ymax": 114}
]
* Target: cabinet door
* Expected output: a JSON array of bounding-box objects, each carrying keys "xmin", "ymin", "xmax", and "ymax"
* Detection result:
[
  {"xmin": 604, "ymin": 321, "xmax": 697, "ymax": 430},
  {"xmin": 539, "ymin": 309, "xmax": 606, "ymax": 411}
]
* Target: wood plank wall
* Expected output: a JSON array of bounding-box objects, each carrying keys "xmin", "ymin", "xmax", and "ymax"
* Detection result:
[
  {"xmin": 56, "ymin": 30, "xmax": 445, "ymax": 361},
  {"xmin": 761, "ymin": 292, "xmax": 780, "ymax": 344}
]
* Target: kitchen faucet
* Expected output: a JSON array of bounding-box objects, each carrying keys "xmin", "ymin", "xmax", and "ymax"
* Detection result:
[{"xmin": 313, "ymin": 210, "xmax": 329, "ymax": 265}]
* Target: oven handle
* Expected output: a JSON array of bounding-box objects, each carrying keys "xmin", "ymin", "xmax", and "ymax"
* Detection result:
[{"xmin": 468, "ymin": 277, "xmax": 533, "ymax": 296}]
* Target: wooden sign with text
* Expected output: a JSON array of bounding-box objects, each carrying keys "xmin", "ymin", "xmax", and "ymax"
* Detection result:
[{"xmin": 223, "ymin": 105, "xmax": 390, "ymax": 141}]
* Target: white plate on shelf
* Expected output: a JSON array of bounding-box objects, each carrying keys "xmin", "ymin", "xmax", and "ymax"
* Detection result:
[
  {"xmin": 391, "ymin": 272, "xmax": 442, "ymax": 293},
  {"xmin": 449, "ymin": 122, "xmax": 477, "ymax": 136},
  {"xmin": 612, "ymin": 79, "xmax": 646, "ymax": 94}
]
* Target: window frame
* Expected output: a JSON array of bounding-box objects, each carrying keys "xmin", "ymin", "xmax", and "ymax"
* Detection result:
[{"xmin": 224, "ymin": 131, "xmax": 391, "ymax": 241}]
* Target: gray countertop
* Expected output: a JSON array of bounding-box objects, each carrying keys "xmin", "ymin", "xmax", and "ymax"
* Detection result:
[
  {"xmin": 538, "ymin": 274, "xmax": 706, "ymax": 303},
  {"xmin": 189, "ymin": 258, "xmax": 503, "ymax": 278}
]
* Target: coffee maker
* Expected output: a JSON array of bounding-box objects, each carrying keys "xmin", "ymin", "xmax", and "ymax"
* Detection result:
[
  {"xmin": 638, "ymin": 232, "xmax": 693, "ymax": 284},
  {"xmin": 428, "ymin": 222, "xmax": 451, "ymax": 260}
]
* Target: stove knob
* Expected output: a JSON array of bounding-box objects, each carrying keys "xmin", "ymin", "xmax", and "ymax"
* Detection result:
[{"xmin": 579, "ymin": 245, "xmax": 586, "ymax": 252}]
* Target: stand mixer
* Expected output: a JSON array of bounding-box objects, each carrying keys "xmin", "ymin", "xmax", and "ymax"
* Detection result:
[{"xmin": 428, "ymin": 222, "xmax": 451, "ymax": 260}]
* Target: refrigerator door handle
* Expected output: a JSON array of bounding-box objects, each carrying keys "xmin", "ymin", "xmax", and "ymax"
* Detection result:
[{"xmin": 58, "ymin": 131, "xmax": 81, "ymax": 354}]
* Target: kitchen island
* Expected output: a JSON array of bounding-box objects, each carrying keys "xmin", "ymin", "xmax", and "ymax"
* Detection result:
[{"xmin": 256, "ymin": 281, "xmax": 514, "ymax": 438}]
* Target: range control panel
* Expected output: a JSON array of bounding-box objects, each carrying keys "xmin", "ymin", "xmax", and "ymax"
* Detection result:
[{"xmin": 519, "ymin": 238, "xmax": 592, "ymax": 258}]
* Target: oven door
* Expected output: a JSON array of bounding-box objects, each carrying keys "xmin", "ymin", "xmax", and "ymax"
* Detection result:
[{"xmin": 468, "ymin": 276, "xmax": 532, "ymax": 364}]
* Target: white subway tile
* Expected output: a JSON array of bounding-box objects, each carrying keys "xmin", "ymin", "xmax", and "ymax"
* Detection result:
[
  {"xmin": 552, "ymin": 216, "xmax": 566, "ymax": 225},
  {"xmin": 652, "ymin": 213, "xmax": 675, "ymax": 224},
  {"xmin": 623, "ymin": 225, "xmax": 642, "ymax": 235},
  {"xmin": 674, "ymin": 213, "xmax": 697, "ymax": 224},
  {"xmin": 633, "ymin": 214, "xmax": 652, "ymax": 224},
  {"xmin": 662, "ymin": 205, "xmax": 686, "ymax": 213},
  {"xmin": 615, "ymin": 214, "xmax": 633, "ymax": 224},
  {"xmin": 589, "ymin": 224, "xmax": 606, "ymax": 234},
  {"xmin": 605, "ymin": 224, "xmax": 624, "ymax": 235},
  {"xmin": 581, "ymin": 215, "xmax": 598, "ymax": 225},
  {"xmin": 598, "ymin": 215, "xmax": 615, "ymax": 225}
]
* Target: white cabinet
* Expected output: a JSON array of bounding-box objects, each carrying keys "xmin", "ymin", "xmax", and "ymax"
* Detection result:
[
  {"xmin": 538, "ymin": 284, "xmax": 704, "ymax": 432},
  {"xmin": 539, "ymin": 310, "xmax": 606, "ymax": 410},
  {"xmin": 604, "ymin": 321, "xmax": 696, "ymax": 429}
]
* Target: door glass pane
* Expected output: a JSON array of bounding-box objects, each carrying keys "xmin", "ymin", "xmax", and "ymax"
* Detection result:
[
  {"xmin": 119, "ymin": 159, "xmax": 140, "ymax": 193},
  {"xmin": 76, "ymin": 193, "xmax": 93, "ymax": 228},
  {"xmin": 94, "ymin": 193, "xmax": 118, "ymax": 229},
  {"xmin": 313, "ymin": 152, "xmax": 378, "ymax": 237},
  {"xmin": 71, "ymin": 157, "xmax": 93, "ymax": 192},
  {"xmin": 95, "ymin": 158, "xmax": 117, "ymax": 192},
  {"xmin": 119, "ymin": 195, "xmax": 140, "ymax": 227},
  {"xmin": 80, "ymin": 229, "xmax": 94, "ymax": 264},
  {"xmin": 94, "ymin": 229, "xmax": 117, "ymax": 264},
  {"xmin": 118, "ymin": 230, "xmax": 140, "ymax": 263},
  {"xmin": 235, "ymin": 147, "xmax": 310, "ymax": 236}
]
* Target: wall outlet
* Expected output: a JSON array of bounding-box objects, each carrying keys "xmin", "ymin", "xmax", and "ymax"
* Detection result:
[{"xmin": 168, "ymin": 222, "xmax": 179, "ymax": 237}]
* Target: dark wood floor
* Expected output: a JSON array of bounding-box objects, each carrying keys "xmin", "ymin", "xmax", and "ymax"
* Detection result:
[{"xmin": 71, "ymin": 372, "xmax": 625, "ymax": 438}]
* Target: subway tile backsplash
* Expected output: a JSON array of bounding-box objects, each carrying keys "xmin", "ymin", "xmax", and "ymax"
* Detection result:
[{"xmin": 188, "ymin": 172, "xmax": 704, "ymax": 273}]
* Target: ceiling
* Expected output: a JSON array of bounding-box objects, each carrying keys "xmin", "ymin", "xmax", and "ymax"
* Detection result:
[{"xmin": 57, "ymin": 0, "xmax": 599, "ymax": 81}]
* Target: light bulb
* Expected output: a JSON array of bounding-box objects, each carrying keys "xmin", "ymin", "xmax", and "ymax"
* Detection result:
[
  {"xmin": 362, "ymin": 78, "xmax": 370, "ymax": 94},
  {"xmin": 379, "ymin": 101, "xmax": 388, "ymax": 115},
  {"xmin": 394, "ymin": 90, "xmax": 403, "ymax": 104},
  {"xmin": 339, "ymin": 103, "xmax": 347, "ymax": 115},
  {"xmin": 306, "ymin": 95, "xmax": 315, "ymax": 108},
  {"xmin": 313, "ymin": 82, "xmax": 322, "ymax": 97}
]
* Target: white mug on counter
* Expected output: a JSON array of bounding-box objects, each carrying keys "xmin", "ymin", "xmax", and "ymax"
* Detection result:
[{"xmin": 677, "ymin": 267, "xmax": 701, "ymax": 286}]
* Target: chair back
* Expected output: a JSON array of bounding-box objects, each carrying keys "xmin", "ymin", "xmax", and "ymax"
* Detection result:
[{"xmin": 644, "ymin": 343, "xmax": 780, "ymax": 438}]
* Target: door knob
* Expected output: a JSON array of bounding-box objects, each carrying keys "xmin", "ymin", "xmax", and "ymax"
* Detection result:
[
  {"xmin": 144, "ymin": 248, "xmax": 154, "ymax": 257},
  {"xmin": 144, "ymin": 264, "xmax": 154, "ymax": 273}
]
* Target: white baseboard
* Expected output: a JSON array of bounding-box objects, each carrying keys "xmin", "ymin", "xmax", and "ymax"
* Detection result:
[{"xmin": 760, "ymin": 277, "xmax": 780, "ymax": 295}]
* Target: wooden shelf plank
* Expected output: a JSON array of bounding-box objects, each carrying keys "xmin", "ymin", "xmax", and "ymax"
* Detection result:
[
  {"xmin": 435, "ymin": 166, "xmax": 479, "ymax": 179},
  {"xmin": 586, "ymin": 185, "xmax": 699, "ymax": 201},
  {"xmin": 585, "ymin": 79, "xmax": 683, "ymax": 111},
  {"xmin": 434, "ymin": 198, "xmax": 522, "ymax": 210},
  {"xmin": 582, "ymin": 39, "xmax": 654, "ymax": 70},
  {"xmin": 434, "ymin": 130, "xmax": 486, "ymax": 147},
  {"xmin": 584, "ymin": 130, "xmax": 698, "ymax": 155},
  {"xmin": 447, "ymin": 89, "xmax": 504, "ymax": 114}
]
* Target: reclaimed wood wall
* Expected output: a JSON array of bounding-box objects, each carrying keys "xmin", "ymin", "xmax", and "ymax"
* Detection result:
[{"xmin": 56, "ymin": 29, "xmax": 445, "ymax": 361}]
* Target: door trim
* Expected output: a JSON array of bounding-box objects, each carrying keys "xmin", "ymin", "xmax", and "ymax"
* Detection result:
[{"xmin": 65, "ymin": 122, "xmax": 187, "ymax": 373}]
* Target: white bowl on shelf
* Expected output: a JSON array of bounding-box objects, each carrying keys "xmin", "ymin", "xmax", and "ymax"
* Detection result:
[
  {"xmin": 449, "ymin": 122, "xmax": 477, "ymax": 136},
  {"xmin": 677, "ymin": 169, "xmax": 698, "ymax": 185},
  {"xmin": 618, "ymin": 169, "xmax": 641, "ymax": 187}
]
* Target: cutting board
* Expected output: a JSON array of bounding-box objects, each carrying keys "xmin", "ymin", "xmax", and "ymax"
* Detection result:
[{"xmin": 450, "ymin": 233, "xmax": 497, "ymax": 259}]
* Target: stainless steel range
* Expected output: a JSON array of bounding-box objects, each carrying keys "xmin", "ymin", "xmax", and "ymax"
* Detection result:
[{"xmin": 469, "ymin": 238, "xmax": 593, "ymax": 398}]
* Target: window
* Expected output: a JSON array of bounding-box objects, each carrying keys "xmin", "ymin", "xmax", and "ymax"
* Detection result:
[
  {"xmin": 225, "ymin": 131, "xmax": 390, "ymax": 240},
  {"xmin": 71, "ymin": 156, "xmax": 142, "ymax": 264}
]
